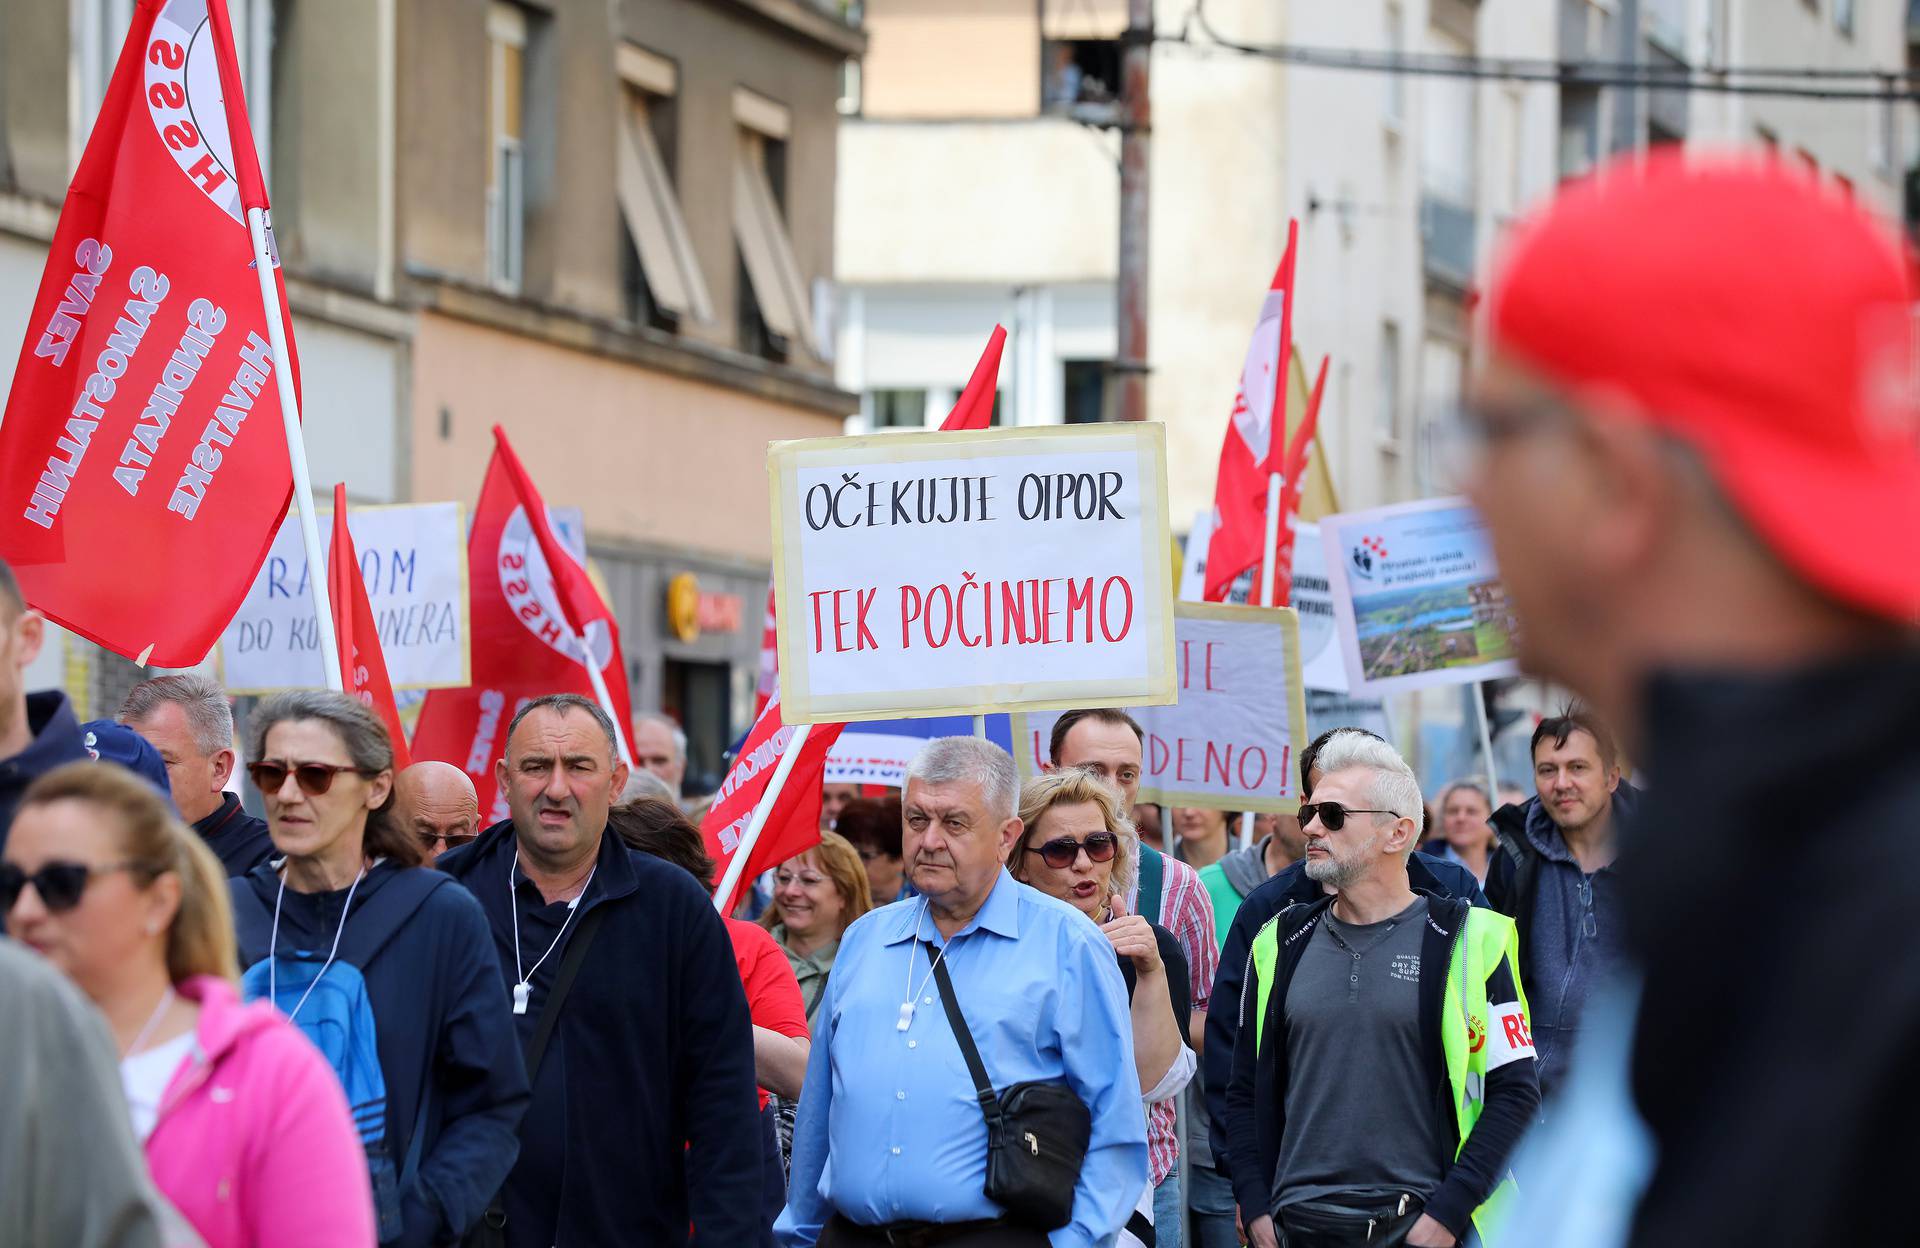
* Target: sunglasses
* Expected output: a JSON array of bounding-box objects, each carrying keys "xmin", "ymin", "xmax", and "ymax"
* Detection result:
[
  {"xmin": 1297, "ymin": 802, "xmax": 1399, "ymax": 832},
  {"xmin": 416, "ymin": 830, "xmax": 479, "ymax": 853},
  {"xmin": 247, "ymin": 761, "xmax": 372, "ymax": 797},
  {"xmin": 1024, "ymin": 831, "xmax": 1120, "ymax": 870},
  {"xmin": 0, "ymin": 859, "xmax": 147, "ymax": 913}
]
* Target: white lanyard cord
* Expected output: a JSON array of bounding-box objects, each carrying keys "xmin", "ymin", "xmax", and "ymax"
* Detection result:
[
  {"xmin": 899, "ymin": 898, "xmax": 959, "ymax": 1029},
  {"xmin": 511, "ymin": 848, "xmax": 596, "ymax": 991},
  {"xmin": 269, "ymin": 861, "xmax": 370, "ymax": 1025}
]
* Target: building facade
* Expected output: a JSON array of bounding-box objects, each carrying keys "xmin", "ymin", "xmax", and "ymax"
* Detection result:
[{"xmin": 0, "ymin": 0, "xmax": 862, "ymax": 791}]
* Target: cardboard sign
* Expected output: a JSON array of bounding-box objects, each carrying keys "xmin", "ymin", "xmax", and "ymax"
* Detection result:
[
  {"xmin": 1012, "ymin": 602, "xmax": 1309, "ymax": 813},
  {"xmin": 1321, "ymin": 497, "xmax": 1520, "ymax": 695},
  {"xmin": 1180, "ymin": 510, "xmax": 1345, "ymax": 691},
  {"xmin": 220, "ymin": 501, "xmax": 470, "ymax": 692},
  {"xmin": 769, "ymin": 424, "xmax": 1176, "ymax": 724}
]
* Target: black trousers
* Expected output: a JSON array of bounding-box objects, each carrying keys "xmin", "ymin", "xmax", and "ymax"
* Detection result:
[{"xmin": 819, "ymin": 1213, "xmax": 1049, "ymax": 1247}]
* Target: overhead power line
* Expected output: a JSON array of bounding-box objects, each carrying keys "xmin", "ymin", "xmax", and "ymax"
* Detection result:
[{"xmin": 1172, "ymin": 2, "xmax": 1920, "ymax": 102}]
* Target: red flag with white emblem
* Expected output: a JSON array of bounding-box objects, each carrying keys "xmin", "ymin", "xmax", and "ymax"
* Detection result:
[
  {"xmin": 0, "ymin": 0, "xmax": 301, "ymax": 666},
  {"xmin": 329, "ymin": 485, "xmax": 410, "ymax": 768}
]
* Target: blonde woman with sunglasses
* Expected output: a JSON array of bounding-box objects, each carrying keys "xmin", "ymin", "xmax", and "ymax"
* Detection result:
[
  {"xmin": 4, "ymin": 761, "xmax": 374, "ymax": 1247},
  {"xmin": 1011, "ymin": 770, "xmax": 1194, "ymax": 1248}
]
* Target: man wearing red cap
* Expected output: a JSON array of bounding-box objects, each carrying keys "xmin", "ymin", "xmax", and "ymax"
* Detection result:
[{"xmin": 1465, "ymin": 149, "xmax": 1920, "ymax": 1246}]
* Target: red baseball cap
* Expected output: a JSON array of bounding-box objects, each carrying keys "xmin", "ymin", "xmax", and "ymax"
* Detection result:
[{"xmin": 1485, "ymin": 148, "xmax": 1920, "ymax": 621}]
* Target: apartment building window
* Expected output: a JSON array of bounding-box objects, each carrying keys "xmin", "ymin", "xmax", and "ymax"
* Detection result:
[
  {"xmin": 869, "ymin": 389, "xmax": 927, "ymax": 429},
  {"xmin": 1421, "ymin": 33, "xmax": 1476, "ymax": 207},
  {"xmin": 1043, "ymin": 40, "xmax": 1121, "ymax": 111},
  {"xmin": 1835, "ymin": 0, "xmax": 1855, "ymax": 37},
  {"xmin": 733, "ymin": 88, "xmax": 820, "ymax": 361},
  {"xmin": 1376, "ymin": 321, "xmax": 1402, "ymax": 447},
  {"xmin": 487, "ymin": 3, "xmax": 527, "ymax": 294},
  {"xmin": 1063, "ymin": 361, "xmax": 1111, "ymax": 424},
  {"xmin": 1647, "ymin": 0, "xmax": 1688, "ymax": 58},
  {"xmin": 615, "ymin": 44, "xmax": 711, "ymax": 330},
  {"xmin": 71, "ymin": 0, "xmax": 273, "ymax": 175}
]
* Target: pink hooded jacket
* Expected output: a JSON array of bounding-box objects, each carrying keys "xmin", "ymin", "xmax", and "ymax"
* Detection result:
[{"xmin": 146, "ymin": 975, "xmax": 375, "ymax": 1248}]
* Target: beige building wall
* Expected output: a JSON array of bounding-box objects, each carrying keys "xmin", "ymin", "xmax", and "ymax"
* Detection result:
[
  {"xmin": 862, "ymin": 0, "xmax": 1045, "ymax": 118},
  {"xmin": 410, "ymin": 311, "xmax": 840, "ymax": 563}
]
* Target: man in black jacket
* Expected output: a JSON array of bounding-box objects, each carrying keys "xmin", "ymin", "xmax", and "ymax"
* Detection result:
[
  {"xmin": 1203, "ymin": 729, "xmax": 1486, "ymax": 1199},
  {"xmin": 440, "ymin": 693, "xmax": 761, "ymax": 1246},
  {"xmin": 1229, "ymin": 732, "xmax": 1537, "ymax": 1248},
  {"xmin": 118, "ymin": 673, "xmax": 274, "ymax": 876},
  {"xmin": 1467, "ymin": 150, "xmax": 1920, "ymax": 1245},
  {"xmin": 0, "ymin": 560, "xmax": 88, "ymax": 847}
]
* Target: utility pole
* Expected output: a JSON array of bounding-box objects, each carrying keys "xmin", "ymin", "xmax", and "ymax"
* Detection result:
[{"xmin": 1115, "ymin": 0, "xmax": 1152, "ymax": 421}]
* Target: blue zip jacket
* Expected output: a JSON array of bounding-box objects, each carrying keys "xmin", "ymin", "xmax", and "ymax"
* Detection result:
[
  {"xmin": 232, "ymin": 858, "xmax": 530, "ymax": 1245},
  {"xmin": 0, "ymin": 691, "xmax": 89, "ymax": 848},
  {"xmin": 440, "ymin": 820, "xmax": 763, "ymax": 1246}
]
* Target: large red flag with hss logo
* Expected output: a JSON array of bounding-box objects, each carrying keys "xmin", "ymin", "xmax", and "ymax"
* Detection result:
[{"xmin": 0, "ymin": 0, "xmax": 301, "ymax": 666}]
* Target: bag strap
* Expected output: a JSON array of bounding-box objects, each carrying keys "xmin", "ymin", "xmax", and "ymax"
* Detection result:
[
  {"xmin": 526, "ymin": 902, "xmax": 607, "ymax": 1078},
  {"xmin": 804, "ymin": 966, "xmax": 831, "ymax": 1024},
  {"xmin": 1137, "ymin": 845, "xmax": 1164, "ymax": 927},
  {"xmin": 480, "ymin": 901, "xmax": 608, "ymax": 1236},
  {"xmin": 925, "ymin": 941, "xmax": 999, "ymax": 1120}
]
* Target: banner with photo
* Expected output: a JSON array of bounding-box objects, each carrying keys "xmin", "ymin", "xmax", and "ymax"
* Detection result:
[{"xmin": 1320, "ymin": 497, "xmax": 1520, "ymax": 695}]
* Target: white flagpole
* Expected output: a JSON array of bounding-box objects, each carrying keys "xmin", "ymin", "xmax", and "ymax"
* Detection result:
[
  {"xmin": 1472, "ymin": 682, "xmax": 1501, "ymax": 794},
  {"xmin": 713, "ymin": 723, "xmax": 814, "ymax": 913},
  {"xmin": 1238, "ymin": 470, "xmax": 1286, "ymax": 851},
  {"xmin": 574, "ymin": 623, "xmax": 634, "ymax": 770},
  {"xmin": 247, "ymin": 206, "xmax": 342, "ymax": 693}
]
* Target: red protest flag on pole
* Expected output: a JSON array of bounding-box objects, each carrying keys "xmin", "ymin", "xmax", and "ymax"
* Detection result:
[
  {"xmin": 1204, "ymin": 222, "xmax": 1298, "ymax": 602},
  {"xmin": 413, "ymin": 440, "xmax": 635, "ymax": 819},
  {"xmin": 0, "ymin": 0, "xmax": 335, "ymax": 670},
  {"xmin": 703, "ymin": 692, "xmax": 845, "ymax": 915},
  {"xmin": 487, "ymin": 425, "xmax": 636, "ymax": 764},
  {"xmin": 329, "ymin": 486, "xmax": 410, "ymax": 768},
  {"xmin": 1265, "ymin": 354, "xmax": 1329, "ymax": 608}
]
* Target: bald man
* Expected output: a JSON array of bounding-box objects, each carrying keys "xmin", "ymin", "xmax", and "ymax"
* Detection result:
[{"xmin": 395, "ymin": 761, "xmax": 480, "ymax": 864}]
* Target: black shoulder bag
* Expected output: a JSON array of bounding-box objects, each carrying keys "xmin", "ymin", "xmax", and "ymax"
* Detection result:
[
  {"xmin": 464, "ymin": 904, "xmax": 608, "ymax": 1248},
  {"xmin": 926, "ymin": 942, "xmax": 1092, "ymax": 1232}
]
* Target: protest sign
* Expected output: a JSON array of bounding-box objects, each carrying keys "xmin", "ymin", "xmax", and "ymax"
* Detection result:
[
  {"xmin": 219, "ymin": 502, "xmax": 468, "ymax": 693},
  {"xmin": 1181, "ymin": 511, "xmax": 1344, "ymax": 691},
  {"xmin": 825, "ymin": 714, "xmax": 1014, "ymax": 788},
  {"xmin": 1321, "ymin": 497, "xmax": 1520, "ymax": 695},
  {"xmin": 768, "ymin": 423, "xmax": 1176, "ymax": 724},
  {"xmin": 1012, "ymin": 602, "xmax": 1309, "ymax": 813}
]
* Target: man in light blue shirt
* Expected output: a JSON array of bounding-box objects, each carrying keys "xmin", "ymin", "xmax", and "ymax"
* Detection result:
[{"xmin": 776, "ymin": 736, "xmax": 1148, "ymax": 1248}]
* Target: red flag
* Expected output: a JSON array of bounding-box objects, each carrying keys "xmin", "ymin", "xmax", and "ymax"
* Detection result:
[
  {"xmin": 1204, "ymin": 222, "xmax": 1298, "ymax": 602},
  {"xmin": 329, "ymin": 486, "xmax": 409, "ymax": 768},
  {"xmin": 412, "ymin": 440, "xmax": 634, "ymax": 819},
  {"xmin": 1266, "ymin": 354, "xmax": 1329, "ymax": 608},
  {"xmin": 753, "ymin": 326, "xmax": 1006, "ymax": 719},
  {"xmin": 0, "ymin": 0, "xmax": 302, "ymax": 666},
  {"xmin": 702, "ymin": 692, "xmax": 845, "ymax": 914},
  {"xmin": 941, "ymin": 325, "xmax": 1007, "ymax": 431}
]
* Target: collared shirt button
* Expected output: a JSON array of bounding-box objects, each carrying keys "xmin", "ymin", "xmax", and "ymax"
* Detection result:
[
  {"xmin": 896, "ymin": 1090, "xmax": 906, "ymax": 1100},
  {"xmin": 924, "ymin": 997, "xmax": 934, "ymax": 1005},
  {"xmin": 907, "ymin": 1039, "xmax": 917, "ymax": 1048},
  {"xmin": 890, "ymin": 1146, "xmax": 901, "ymax": 1156}
]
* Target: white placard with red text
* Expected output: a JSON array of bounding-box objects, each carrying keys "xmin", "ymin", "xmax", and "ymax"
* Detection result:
[
  {"xmin": 769, "ymin": 424, "xmax": 1176, "ymax": 724},
  {"xmin": 1012, "ymin": 601, "xmax": 1309, "ymax": 813}
]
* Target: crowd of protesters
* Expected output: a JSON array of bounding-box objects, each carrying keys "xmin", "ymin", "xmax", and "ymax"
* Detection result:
[{"xmin": 1, "ymin": 153, "xmax": 1916, "ymax": 1248}]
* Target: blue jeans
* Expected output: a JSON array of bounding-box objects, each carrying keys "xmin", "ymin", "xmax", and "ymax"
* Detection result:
[
  {"xmin": 1152, "ymin": 1164, "xmax": 1184, "ymax": 1248},
  {"xmin": 1187, "ymin": 1159, "xmax": 1239, "ymax": 1248}
]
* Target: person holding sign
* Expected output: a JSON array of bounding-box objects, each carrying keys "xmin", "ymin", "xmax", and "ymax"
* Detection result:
[
  {"xmin": 776, "ymin": 736, "xmax": 1147, "ymax": 1247},
  {"xmin": 1227, "ymin": 733, "xmax": 1538, "ymax": 1248},
  {"xmin": 1009, "ymin": 770, "xmax": 1193, "ymax": 1248}
]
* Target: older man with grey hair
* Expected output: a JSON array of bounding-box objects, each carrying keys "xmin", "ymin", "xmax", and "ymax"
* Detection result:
[
  {"xmin": 1227, "ymin": 732, "xmax": 1538, "ymax": 1248},
  {"xmin": 118, "ymin": 672, "xmax": 272, "ymax": 876},
  {"xmin": 778, "ymin": 736, "xmax": 1149, "ymax": 1248},
  {"xmin": 631, "ymin": 711, "xmax": 688, "ymax": 799}
]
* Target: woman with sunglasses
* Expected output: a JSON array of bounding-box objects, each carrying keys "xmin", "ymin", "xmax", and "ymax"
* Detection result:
[
  {"xmin": 229, "ymin": 690, "xmax": 529, "ymax": 1247},
  {"xmin": 1010, "ymin": 770, "xmax": 1193, "ymax": 1248},
  {"xmin": 758, "ymin": 830, "xmax": 873, "ymax": 1018},
  {"xmin": 3, "ymin": 761, "xmax": 375, "ymax": 1247}
]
